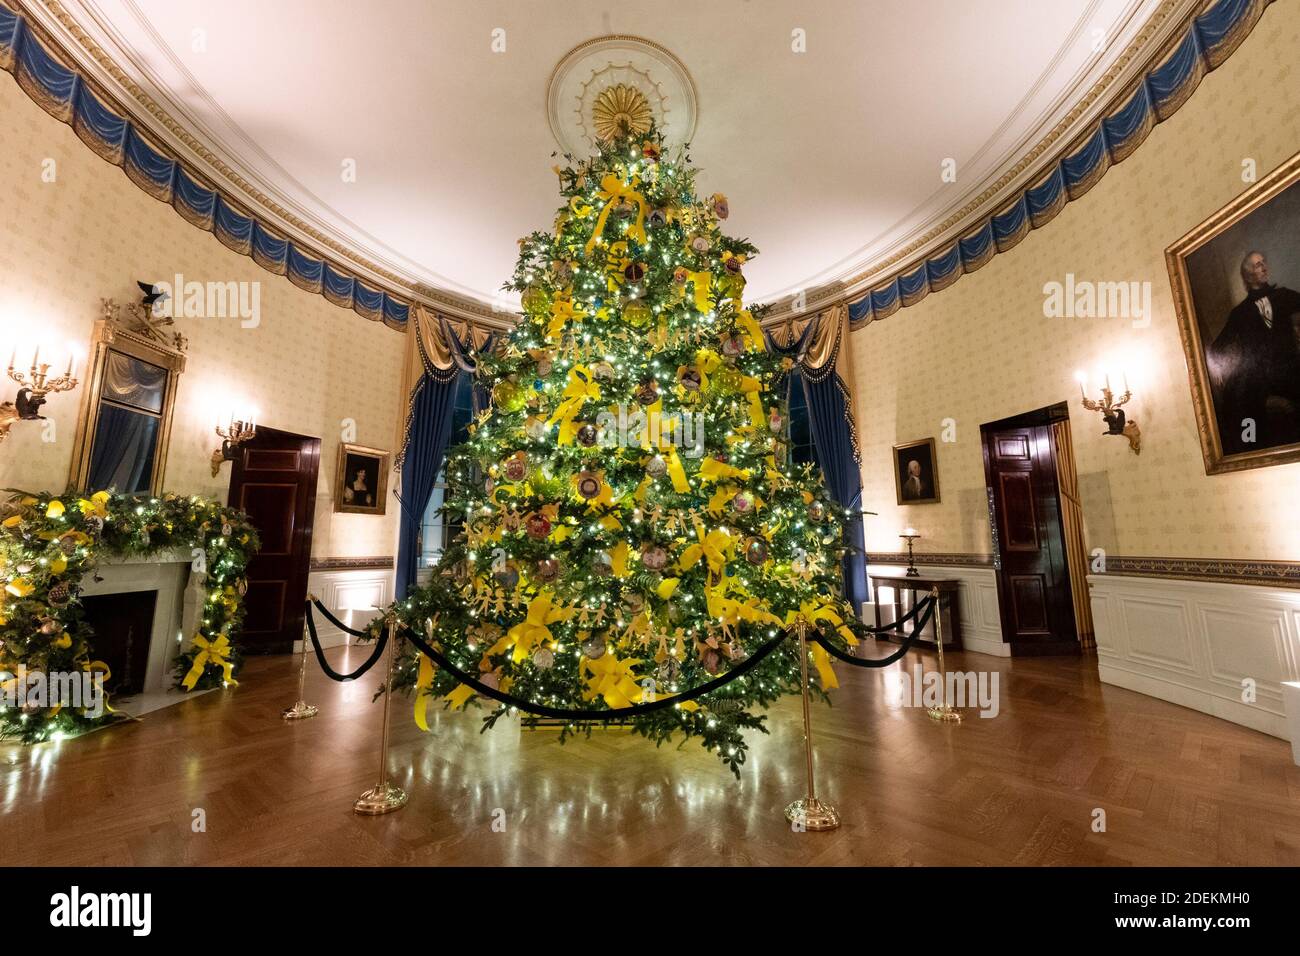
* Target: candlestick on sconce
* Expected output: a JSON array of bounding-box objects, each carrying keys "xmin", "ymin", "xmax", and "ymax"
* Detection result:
[
  {"xmin": 210, "ymin": 411, "xmax": 257, "ymax": 476},
  {"xmin": 1075, "ymin": 370, "xmax": 1141, "ymax": 454},
  {"xmin": 1, "ymin": 345, "xmax": 81, "ymax": 444},
  {"xmin": 900, "ymin": 528, "xmax": 920, "ymax": 577}
]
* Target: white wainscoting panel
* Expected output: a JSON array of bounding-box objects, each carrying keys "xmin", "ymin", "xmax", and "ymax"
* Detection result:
[
  {"xmin": 866, "ymin": 563, "xmax": 1008, "ymax": 657},
  {"xmin": 296, "ymin": 565, "xmax": 394, "ymax": 651},
  {"xmin": 1090, "ymin": 573, "xmax": 1300, "ymax": 741}
]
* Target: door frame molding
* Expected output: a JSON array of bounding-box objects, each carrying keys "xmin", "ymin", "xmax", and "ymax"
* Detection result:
[{"xmin": 980, "ymin": 402, "xmax": 1080, "ymax": 655}]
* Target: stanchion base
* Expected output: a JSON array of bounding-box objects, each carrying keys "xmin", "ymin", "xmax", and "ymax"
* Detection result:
[
  {"xmin": 282, "ymin": 701, "xmax": 318, "ymax": 720},
  {"xmin": 927, "ymin": 706, "xmax": 962, "ymax": 723},
  {"xmin": 353, "ymin": 782, "xmax": 407, "ymax": 815},
  {"xmin": 785, "ymin": 797, "xmax": 840, "ymax": 831}
]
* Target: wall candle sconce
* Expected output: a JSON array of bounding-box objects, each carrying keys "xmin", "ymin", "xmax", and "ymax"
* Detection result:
[
  {"xmin": 1, "ymin": 346, "xmax": 80, "ymax": 443},
  {"xmin": 210, "ymin": 410, "xmax": 257, "ymax": 476},
  {"xmin": 900, "ymin": 527, "xmax": 920, "ymax": 577},
  {"xmin": 1076, "ymin": 370, "xmax": 1141, "ymax": 454}
]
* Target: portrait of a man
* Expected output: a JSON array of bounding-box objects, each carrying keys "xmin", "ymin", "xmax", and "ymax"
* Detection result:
[
  {"xmin": 893, "ymin": 438, "xmax": 940, "ymax": 505},
  {"xmin": 1167, "ymin": 157, "xmax": 1300, "ymax": 474}
]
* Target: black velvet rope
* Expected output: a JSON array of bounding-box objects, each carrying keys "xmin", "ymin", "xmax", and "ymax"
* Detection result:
[
  {"xmin": 813, "ymin": 596, "xmax": 935, "ymax": 669},
  {"xmin": 303, "ymin": 600, "xmax": 389, "ymax": 682},
  {"xmin": 309, "ymin": 599, "xmax": 371, "ymax": 638},
  {"xmin": 402, "ymin": 624, "xmax": 788, "ymax": 721},
  {"xmin": 855, "ymin": 592, "xmax": 933, "ymax": 634}
]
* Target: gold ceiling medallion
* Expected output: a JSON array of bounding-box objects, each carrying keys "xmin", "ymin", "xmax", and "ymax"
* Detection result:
[{"xmin": 592, "ymin": 84, "xmax": 653, "ymax": 141}]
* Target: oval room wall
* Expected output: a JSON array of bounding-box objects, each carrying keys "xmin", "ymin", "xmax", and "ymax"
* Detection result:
[
  {"xmin": 0, "ymin": 72, "xmax": 405, "ymax": 563},
  {"xmin": 852, "ymin": 0, "xmax": 1300, "ymax": 566}
]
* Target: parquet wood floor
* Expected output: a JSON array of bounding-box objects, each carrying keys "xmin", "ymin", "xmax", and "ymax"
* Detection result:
[{"xmin": 3, "ymin": 642, "xmax": 1298, "ymax": 866}]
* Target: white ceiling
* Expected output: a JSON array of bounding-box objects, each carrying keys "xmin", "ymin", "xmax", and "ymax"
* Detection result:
[{"xmin": 53, "ymin": 0, "xmax": 1171, "ymax": 314}]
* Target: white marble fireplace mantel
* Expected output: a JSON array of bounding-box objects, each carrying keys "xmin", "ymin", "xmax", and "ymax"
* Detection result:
[{"xmin": 78, "ymin": 549, "xmax": 210, "ymax": 714}]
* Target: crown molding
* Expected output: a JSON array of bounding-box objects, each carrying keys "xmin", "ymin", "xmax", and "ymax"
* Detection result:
[
  {"xmin": 760, "ymin": 0, "xmax": 1202, "ymax": 322},
  {"xmin": 19, "ymin": 0, "xmax": 519, "ymax": 330}
]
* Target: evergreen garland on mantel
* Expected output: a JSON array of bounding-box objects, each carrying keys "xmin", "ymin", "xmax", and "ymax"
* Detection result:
[{"xmin": 0, "ymin": 489, "xmax": 259, "ymax": 743}]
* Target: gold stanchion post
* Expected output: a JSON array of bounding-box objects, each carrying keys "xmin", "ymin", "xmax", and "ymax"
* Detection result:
[
  {"xmin": 282, "ymin": 594, "xmax": 320, "ymax": 720},
  {"xmin": 926, "ymin": 586, "xmax": 961, "ymax": 723},
  {"xmin": 784, "ymin": 614, "xmax": 840, "ymax": 831},
  {"xmin": 353, "ymin": 613, "xmax": 408, "ymax": 815}
]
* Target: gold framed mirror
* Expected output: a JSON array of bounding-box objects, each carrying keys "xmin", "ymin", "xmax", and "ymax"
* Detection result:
[{"xmin": 68, "ymin": 300, "xmax": 187, "ymax": 496}]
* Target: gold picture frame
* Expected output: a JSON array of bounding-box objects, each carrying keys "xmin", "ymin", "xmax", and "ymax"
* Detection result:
[
  {"xmin": 334, "ymin": 443, "xmax": 390, "ymax": 516},
  {"xmin": 68, "ymin": 312, "xmax": 186, "ymax": 496},
  {"xmin": 893, "ymin": 437, "xmax": 940, "ymax": 505},
  {"xmin": 1166, "ymin": 150, "xmax": 1300, "ymax": 475}
]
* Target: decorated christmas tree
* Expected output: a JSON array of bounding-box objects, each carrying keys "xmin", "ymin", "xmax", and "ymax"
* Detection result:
[{"xmin": 398, "ymin": 105, "xmax": 863, "ymax": 773}]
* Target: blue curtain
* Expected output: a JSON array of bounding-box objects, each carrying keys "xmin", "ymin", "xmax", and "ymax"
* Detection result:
[
  {"xmin": 395, "ymin": 373, "xmax": 460, "ymax": 599},
  {"xmin": 801, "ymin": 374, "xmax": 868, "ymax": 611},
  {"xmin": 395, "ymin": 317, "xmax": 496, "ymax": 599},
  {"xmin": 767, "ymin": 316, "xmax": 868, "ymax": 611}
]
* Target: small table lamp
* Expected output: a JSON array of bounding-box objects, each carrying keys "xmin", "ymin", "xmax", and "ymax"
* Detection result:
[{"xmin": 900, "ymin": 527, "xmax": 920, "ymax": 577}]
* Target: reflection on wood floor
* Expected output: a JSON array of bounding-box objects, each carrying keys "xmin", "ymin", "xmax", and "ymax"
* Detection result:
[{"xmin": 3, "ymin": 639, "xmax": 1299, "ymax": 866}]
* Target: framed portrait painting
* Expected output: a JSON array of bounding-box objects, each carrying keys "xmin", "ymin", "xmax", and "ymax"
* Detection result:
[
  {"xmin": 893, "ymin": 437, "xmax": 940, "ymax": 505},
  {"xmin": 1166, "ymin": 151, "xmax": 1300, "ymax": 474},
  {"xmin": 334, "ymin": 443, "xmax": 389, "ymax": 515}
]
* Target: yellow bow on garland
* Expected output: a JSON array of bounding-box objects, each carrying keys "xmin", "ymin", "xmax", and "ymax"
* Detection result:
[
  {"xmin": 500, "ymin": 590, "xmax": 572, "ymax": 663},
  {"xmin": 675, "ymin": 269, "xmax": 713, "ymax": 313},
  {"xmin": 581, "ymin": 652, "xmax": 647, "ymax": 709},
  {"xmin": 784, "ymin": 601, "xmax": 859, "ymax": 690},
  {"xmin": 547, "ymin": 298, "xmax": 585, "ymax": 342},
  {"xmin": 678, "ymin": 519, "xmax": 731, "ymax": 575},
  {"xmin": 546, "ymin": 365, "xmax": 601, "ymax": 443},
  {"xmin": 736, "ymin": 310, "xmax": 766, "ymax": 352},
  {"xmin": 181, "ymin": 634, "xmax": 237, "ymax": 691},
  {"xmin": 585, "ymin": 174, "xmax": 647, "ymax": 254}
]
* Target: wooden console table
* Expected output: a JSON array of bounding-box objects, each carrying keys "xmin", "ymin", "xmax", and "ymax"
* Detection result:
[{"xmin": 869, "ymin": 574, "xmax": 963, "ymax": 650}]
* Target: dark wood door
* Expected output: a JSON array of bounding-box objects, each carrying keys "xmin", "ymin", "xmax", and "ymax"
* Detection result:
[
  {"xmin": 227, "ymin": 426, "xmax": 320, "ymax": 654},
  {"xmin": 981, "ymin": 414, "xmax": 1078, "ymax": 655}
]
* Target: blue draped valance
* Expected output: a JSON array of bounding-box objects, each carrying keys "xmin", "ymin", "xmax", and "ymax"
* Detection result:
[
  {"xmin": 848, "ymin": 0, "xmax": 1272, "ymax": 329},
  {"xmin": 0, "ymin": 2, "xmax": 411, "ymax": 331}
]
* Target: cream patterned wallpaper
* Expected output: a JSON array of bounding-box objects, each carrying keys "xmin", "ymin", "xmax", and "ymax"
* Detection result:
[
  {"xmin": 0, "ymin": 75, "xmax": 406, "ymax": 559},
  {"xmin": 852, "ymin": 0, "xmax": 1300, "ymax": 562}
]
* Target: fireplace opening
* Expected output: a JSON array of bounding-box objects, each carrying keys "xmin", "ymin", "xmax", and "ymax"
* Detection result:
[{"xmin": 80, "ymin": 590, "xmax": 159, "ymax": 697}]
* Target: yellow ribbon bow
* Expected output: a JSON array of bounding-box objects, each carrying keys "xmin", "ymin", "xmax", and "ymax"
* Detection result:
[
  {"xmin": 548, "ymin": 298, "xmax": 585, "ymax": 342},
  {"xmin": 736, "ymin": 310, "xmax": 766, "ymax": 352},
  {"xmin": 546, "ymin": 365, "xmax": 601, "ymax": 444},
  {"xmin": 784, "ymin": 602, "xmax": 859, "ymax": 690},
  {"xmin": 581, "ymin": 652, "xmax": 647, "ymax": 710},
  {"xmin": 585, "ymin": 174, "xmax": 648, "ymax": 254},
  {"xmin": 76, "ymin": 491, "xmax": 111, "ymax": 518},
  {"xmin": 502, "ymin": 591, "xmax": 572, "ymax": 664},
  {"xmin": 678, "ymin": 520, "xmax": 731, "ymax": 575},
  {"xmin": 675, "ymin": 269, "xmax": 713, "ymax": 313},
  {"xmin": 181, "ymin": 634, "xmax": 237, "ymax": 691}
]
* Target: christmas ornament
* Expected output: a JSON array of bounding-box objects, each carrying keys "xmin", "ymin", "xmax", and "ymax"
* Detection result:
[
  {"xmin": 636, "ymin": 380, "xmax": 659, "ymax": 405},
  {"xmin": 623, "ymin": 262, "xmax": 647, "ymax": 284},
  {"xmin": 711, "ymin": 193, "xmax": 730, "ymax": 219},
  {"xmin": 592, "ymin": 361, "xmax": 615, "ymax": 381},
  {"xmin": 721, "ymin": 333, "xmax": 745, "ymax": 357},
  {"xmin": 494, "ymin": 565, "xmax": 520, "ymax": 591},
  {"xmin": 593, "ymin": 551, "xmax": 613, "ymax": 577},
  {"xmin": 577, "ymin": 423, "xmax": 599, "ymax": 447},
  {"xmin": 532, "ymin": 647, "xmax": 555, "ymax": 670},
  {"xmin": 807, "ymin": 501, "xmax": 826, "ymax": 522},
  {"xmin": 768, "ymin": 409, "xmax": 785, "ymax": 433},
  {"xmin": 732, "ymin": 491, "xmax": 754, "ymax": 514},
  {"xmin": 744, "ymin": 536, "xmax": 769, "ymax": 565},
  {"xmin": 535, "ymin": 558, "xmax": 560, "ymax": 583},
  {"xmin": 623, "ymin": 299, "xmax": 652, "ymax": 327},
  {"xmin": 678, "ymin": 367, "xmax": 702, "ymax": 391},
  {"xmin": 525, "ymin": 513, "xmax": 552, "ymax": 540},
  {"xmin": 504, "ymin": 452, "xmax": 528, "ymax": 482},
  {"xmin": 646, "ymin": 455, "xmax": 667, "ymax": 479},
  {"xmin": 576, "ymin": 471, "xmax": 602, "ymax": 499},
  {"xmin": 521, "ymin": 284, "xmax": 549, "ymax": 313},
  {"xmin": 582, "ymin": 634, "xmax": 608, "ymax": 660},
  {"xmin": 622, "ymin": 592, "xmax": 645, "ymax": 616},
  {"xmin": 641, "ymin": 545, "xmax": 667, "ymax": 570}
]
